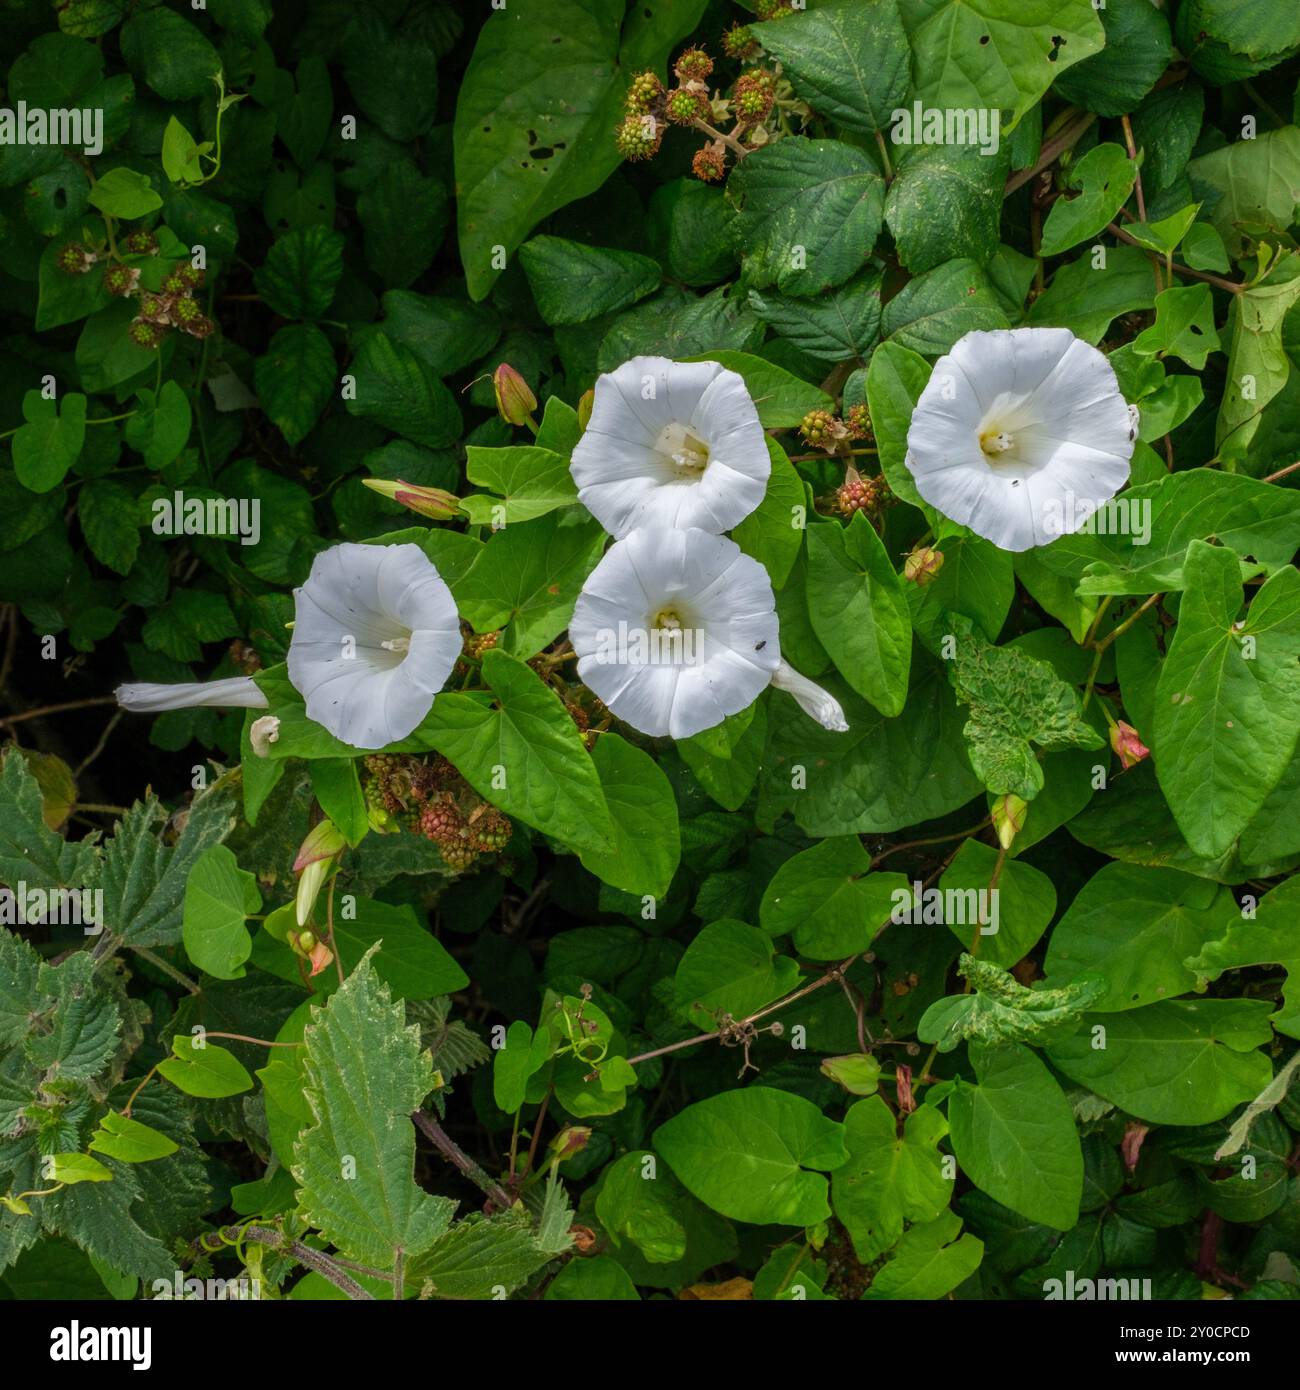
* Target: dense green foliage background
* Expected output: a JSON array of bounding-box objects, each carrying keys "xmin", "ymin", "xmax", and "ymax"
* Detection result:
[{"xmin": 5, "ymin": 0, "xmax": 1300, "ymax": 1303}]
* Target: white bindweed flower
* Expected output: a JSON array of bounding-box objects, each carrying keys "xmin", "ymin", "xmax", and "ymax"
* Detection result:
[
  {"xmin": 116, "ymin": 674, "xmax": 269, "ymax": 712},
  {"xmin": 569, "ymin": 356, "xmax": 770, "ymax": 537},
  {"xmin": 568, "ymin": 527, "xmax": 846, "ymax": 739},
  {"xmin": 905, "ymin": 327, "xmax": 1137, "ymax": 552},
  {"xmin": 287, "ymin": 542, "xmax": 461, "ymax": 750}
]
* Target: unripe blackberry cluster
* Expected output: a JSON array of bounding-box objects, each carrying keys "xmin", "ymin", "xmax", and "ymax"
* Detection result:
[
  {"xmin": 102, "ymin": 263, "xmax": 139, "ymax": 297},
  {"xmin": 799, "ymin": 409, "xmax": 838, "ymax": 449},
  {"xmin": 463, "ymin": 629, "xmax": 500, "ymax": 660},
  {"xmin": 614, "ymin": 111, "xmax": 664, "ymax": 162},
  {"xmin": 837, "ymin": 475, "xmax": 893, "ymax": 519},
  {"xmin": 57, "ymin": 242, "xmax": 98, "ymax": 274},
  {"xmin": 755, "ymin": 0, "xmax": 796, "ymax": 17},
  {"xmin": 692, "ymin": 144, "xmax": 726, "ymax": 182},
  {"xmin": 845, "ymin": 403, "xmax": 874, "ymax": 443},
  {"xmin": 666, "ymin": 86, "xmax": 709, "ymax": 125},
  {"xmin": 362, "ymin": 752, "xmax": 513, "ymax": 873},
  {"xmin": 674, "ymin": 48, "xmax": 713, "ymax": 82},
  {"xmin": 60, "ymin": 236, "xmax": 213, "ymax": 349},
  {"xmin": 734, "ymin": 71, "xmax": 776, "ymax": 122},
  {"xmin": 723, "ymin": 24, "xmax": 759, "ymax": 61}
]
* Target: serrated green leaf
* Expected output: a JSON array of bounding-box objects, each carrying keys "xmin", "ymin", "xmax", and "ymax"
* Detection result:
[
  {"xmin": 731, "ymin": 139, "xmax": 884, "ymax": 296},
  {"xmin": 25, "ymin": 953, "xmax": 120, "ymax": 1080},
  {"xmin": 756, "ymin": 0, "xmax": 909, "ymax": 138},
  {"xmin": 293, "ymin": 946, "xmax": 453, "ymax": 1270},
  {"xmin": 99, "ymin": 777, "xmax": 239, "ymax": 947},
  {"xmin": 519, "ymin": 236, "xmax": 660, "ymax": 326}
]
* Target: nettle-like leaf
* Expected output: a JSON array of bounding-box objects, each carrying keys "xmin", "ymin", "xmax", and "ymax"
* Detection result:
[
  {"xmin": 0, "ymin": 930, "xmax": 43, "ymax": 1051},
  {"xmin": 293, "ymin": 945, "xmax": 455, "ymax": 1271},
  {"xmin": 729, "ymin": 139, "xmax": 884, "ymax": 296},
  {"xmin": 99, "ymin": 774, "xmax": 240, "ymax": 947},
  {"xmin": 919, "ymin": 954, "xmax": 1104, "ymax": 1054},
  {"xmin": 945, "ymin": 614, "xmax": 1102, "ymax": 799},
  {"xmin": 24, "ymin": 953, "xmax": 120, "ymax": 1081},
  {"xmin": 405, "ymin": 1175, "xmax": 571, "ymax": 1300},
  {"xmin": 0, "ymin": 748, "xmax": 99, "ymax": 897}
]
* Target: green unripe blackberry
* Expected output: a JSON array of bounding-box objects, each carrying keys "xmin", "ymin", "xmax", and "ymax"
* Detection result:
[
  {"xmin": 614, "ymin": 113, "xmax": 663, "ymax": 162},
  {"xmin": 128, "ymin": 319, "xmax": 164, "ymax": 349},
  {"xmin": 625, "ymin": 70, "xmax": 663, "ymax": 116}
]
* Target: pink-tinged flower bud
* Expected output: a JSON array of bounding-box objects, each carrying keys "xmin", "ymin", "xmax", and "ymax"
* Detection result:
[
  {"xmin": 904, "ymin": 544, "xmax": 944, "ymax": 586},
  {"xmin": 1110, "ymin": 719, "xmax": 1150, "ymax": 769},
  {"xmin": 548, "ymin": 1125, "xmax": 592, "ymax": 1159},
  {"xmin": 991, "ymin": 793, "xmax": 1027, "ymax": 849},
  {"xmin": 294, "ymin": 819, "xmax": 347, "ymax": 926},
  {"xmin": 577, "ymin": 388, "xmax": 594, "ymax": 431},
  {"xmin": 819, "ymin": 1054, "xmax": 881, "ymax": 1096},
  {"xmin": 361, "ymin": 477, "xmax": 461, "ymax": 521},
  {"xmin": 289, "ymin": 929, "xmax": 334, "ymax": 978},
  {"xmin": 493, "ymin": 363, "xmax": 536, "ymax": 426}
]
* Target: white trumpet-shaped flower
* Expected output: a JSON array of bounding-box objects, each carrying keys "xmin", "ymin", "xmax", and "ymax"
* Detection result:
[
  {"xmin": 116, "ymin": 542, "xmax": 461, "ymax": 751},
  {"xmin": 287, "ymin": 542, "xmax": 461, "ymax": 749},
  {"xmin": 568, "ymin": 527, "xmax": 846, "ymax": 739},
  {"xmin": 116, "ymin": 674, "xmax": 269, "ymax": 712},
  {"xmin": 905, "ymin": 327, "xmax": 1137, "ymax": 552},
  {"xmin": 569, "ymin": 356, "xmax": 770, "ymax": 537}
]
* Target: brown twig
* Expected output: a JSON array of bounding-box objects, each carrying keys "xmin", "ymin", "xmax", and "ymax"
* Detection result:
[
  {"xmin": 1105, "ymin": 222, "xmax": 1243, "ymax": 294},
  {"xmin": 230, "ymin": 1225, "xmax": 374, "ymax": 1300},
  {"xmin": 1, "ymin": 696, "xmax": 118, "ymax": 725},
  {"xmin": 1004, "ymin": 110, "xmax": 1096, "ymax": 197},
  {"xmin": 1262, "ymin": 459, "xmax": 1300, "ymax": 485},
  {"xmin": 411, "ymin": 1109, "xmax": 514, "ymax": 1212}
]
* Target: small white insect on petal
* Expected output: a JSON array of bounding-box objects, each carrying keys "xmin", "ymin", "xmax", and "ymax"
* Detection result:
[
  {"xmin": 286, "ymin": 542, "xmax": 461, "ymax": 750},
  {"xmin": 569, "ymin": 356, "xmax": 771, "ymax": 537},
  {"xmin": 905, "ymin": 327, "xmax": 1136, "ymax": 553}
]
